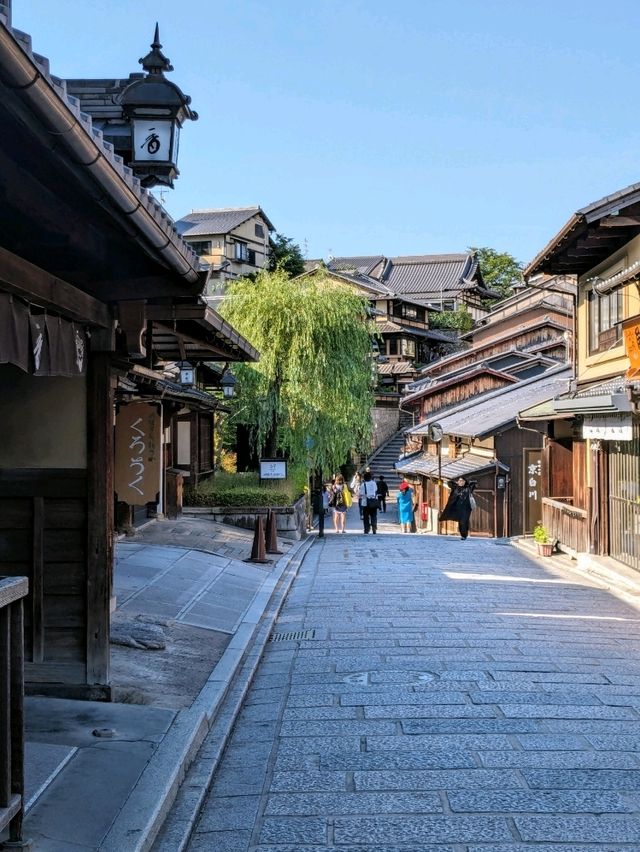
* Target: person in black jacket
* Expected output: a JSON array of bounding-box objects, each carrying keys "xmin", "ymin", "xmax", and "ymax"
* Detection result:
[
  {"xmin": 439, "ymin": 476, "xmax": 476, "ymax": 540},
  {"xmin": 376, "ymin": 475, "xmax": 389, "ymax": 513}
]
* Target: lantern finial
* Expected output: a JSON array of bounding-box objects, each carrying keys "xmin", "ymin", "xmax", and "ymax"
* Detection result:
[{"xmin": 139, "ymin": 23, "xmax": 174, "ymax": 75}]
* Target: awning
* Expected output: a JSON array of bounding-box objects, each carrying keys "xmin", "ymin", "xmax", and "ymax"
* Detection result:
[
  {"xmin": 553, "ymin": 376, "xmax": 632, "ymax": 415},
  {"xmin": 395, "ymin": 450, "xmax": 508, "ymax": 479}
]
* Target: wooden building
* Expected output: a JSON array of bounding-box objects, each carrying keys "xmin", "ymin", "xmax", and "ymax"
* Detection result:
[
  {"xmin": 0, "ymin": 19, "xmax": 256, "ymax": 701},
  {"xmin": 523, "ymin": 182, "xmax": 640, "ymax": 571},
  {"xmin": 397, "ymin": 367, "xmax": 571, "ymax": 537}
]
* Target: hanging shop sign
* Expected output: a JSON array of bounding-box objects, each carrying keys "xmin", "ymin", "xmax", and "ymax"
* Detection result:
[
  {"xmin": 115, "ymin": 402, "xmax": 162, "ymax": 505},
  {"xmin": 583, "ymin": 415, "xmax": 633, "ymax": 441},
  {"xmin": 623, "ymin": 314, "xmax": 640, "ymax": 379}
]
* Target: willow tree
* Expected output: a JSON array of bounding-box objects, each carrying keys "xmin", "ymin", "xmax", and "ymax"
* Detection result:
[{"xmin": 219, "ymin": 267, "xmax": 375, "ymax": 472}]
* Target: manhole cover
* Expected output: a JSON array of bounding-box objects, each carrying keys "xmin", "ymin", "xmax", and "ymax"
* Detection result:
[{"xmin": 269, "ymin": 628, "xmax": 316, "ymax": 642}]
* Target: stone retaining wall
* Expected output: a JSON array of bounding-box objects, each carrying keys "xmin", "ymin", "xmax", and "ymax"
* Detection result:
[{"xmin": 183, "ymin": 495, "xmax": 307, "ymax": 540}]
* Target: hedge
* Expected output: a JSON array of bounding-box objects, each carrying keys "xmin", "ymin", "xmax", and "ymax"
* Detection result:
[{"xmin": 184, "ymin": 485, "xmax": 299, "ymax": 508}]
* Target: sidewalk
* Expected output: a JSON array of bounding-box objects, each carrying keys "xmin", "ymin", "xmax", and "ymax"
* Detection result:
[{"xmin": 16, "ymin": 517, "xmax": 311, "ymax": 852}]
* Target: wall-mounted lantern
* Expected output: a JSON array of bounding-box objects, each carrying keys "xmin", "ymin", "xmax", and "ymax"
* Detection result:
[
  {"xmin": 121, "ymin": 24, "xmax": 198, "ymax": 188},
  {"xmin": 220, "ymin": 366, "xmax": 237, "ymax": 399},
  {"xmin": 177, "ymin": 360, "xmax": 195, "ymax": 387}
]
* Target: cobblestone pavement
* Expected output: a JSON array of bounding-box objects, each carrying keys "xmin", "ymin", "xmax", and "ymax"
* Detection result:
[{"xmin": 186, "ymin": 514, "xmax": 640, "ymax": 851}]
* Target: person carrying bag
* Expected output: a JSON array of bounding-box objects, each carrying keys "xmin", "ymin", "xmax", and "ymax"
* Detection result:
[{"xmin": 359, "ymin": 471, "xmax": 379, "ymax": 535}]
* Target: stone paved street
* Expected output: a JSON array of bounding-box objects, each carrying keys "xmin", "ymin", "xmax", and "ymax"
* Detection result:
[{"xmin": 186, "ymin": 511, "xmax": 640, "ymax": 851}]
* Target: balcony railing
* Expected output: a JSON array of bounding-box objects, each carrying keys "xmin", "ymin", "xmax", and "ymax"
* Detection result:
[
  {"xmin": 0, "ymin": 576, "xmax": 28, "ymax": 845},
  {"xmin": 542, "ymin": 497, "xmax": 588, "ymax": 556}
]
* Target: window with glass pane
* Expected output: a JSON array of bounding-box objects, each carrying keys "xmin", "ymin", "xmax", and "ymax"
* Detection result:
[{"xmin": 588, "ymin": 287, "xmax": 623, "ymax": 353}]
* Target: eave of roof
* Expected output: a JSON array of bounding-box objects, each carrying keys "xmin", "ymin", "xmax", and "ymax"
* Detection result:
[
  {"xmin": 395, "ymin": 449, "xmax": 508, "ymax": 479},
  {"xmin": 409, "ymin": 365, "xmax": 571, "ymax": 438},
  {"xmin": 0, "ymin": 20, "xmax": 201, "ymax": 286},
  {"xmin": 525, "ymin": 181, "xmax": 640, "ymax": 278}
]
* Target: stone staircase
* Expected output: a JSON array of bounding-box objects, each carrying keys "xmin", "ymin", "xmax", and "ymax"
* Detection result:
[{"xmin": 364, "ymin": 427, "xmax": 410, "ymax": 481}]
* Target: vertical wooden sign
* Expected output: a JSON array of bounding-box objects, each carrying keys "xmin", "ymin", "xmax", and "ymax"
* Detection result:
[
  {"xmin": 115, "ymin": 402, "xmax": 161, "ymax": 505},
  {"xmin": 523, "ymin": 448, "xmax": 543, "ymax": 534}
]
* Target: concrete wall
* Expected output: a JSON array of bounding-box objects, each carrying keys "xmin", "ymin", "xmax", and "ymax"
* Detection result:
[
  {"xmin": 371, "ymin": 406, "xmax": 400, "ymax": 449},
  {"xmin": 0, "ymin": 365, "xmax": 86, "ymax": 468}
]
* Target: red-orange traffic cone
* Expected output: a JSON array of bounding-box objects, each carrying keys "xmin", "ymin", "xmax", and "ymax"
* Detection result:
[
  {"xmin": 244, "ymin": 514, "xmax": 272, "ymax": 564},
  {"xmin": 265, "ymin": 509, "xmax": 283, "ymax": 554}
]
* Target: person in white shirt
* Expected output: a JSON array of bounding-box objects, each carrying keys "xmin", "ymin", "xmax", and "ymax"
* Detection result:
[{"xmin": 358, "ymin": 471, "xmax": 378, "ymax": 534}]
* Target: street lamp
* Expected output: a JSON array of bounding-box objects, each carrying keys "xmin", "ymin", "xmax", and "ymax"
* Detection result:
[{"xmin": 121, "ymin": 24, "xmax": 198, "ymax": 188}]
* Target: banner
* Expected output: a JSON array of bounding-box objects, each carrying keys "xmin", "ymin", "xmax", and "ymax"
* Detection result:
[
  {"xmin": 623, "ymin": 315, "xmax": 640, "ymax": 379},
  {"xmin": 115, "ymin": 402, "xmax": 162, "ymax": 505}
]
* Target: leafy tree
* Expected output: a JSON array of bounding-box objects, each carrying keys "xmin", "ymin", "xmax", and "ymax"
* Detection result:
[
  {"xmin": 471, "ymin": 246, "xmax": 523, "ymax": 302},
  {"xmin": 268, "ymin": 233, "xmax": 306, "ymax": 278},
  {"xmin": 219, "ymin": 267, "xmax": 375, "ymax": 472},
  {"xmin": 429, "ymin": 305, "xmax": 474, "ymax": 332}
]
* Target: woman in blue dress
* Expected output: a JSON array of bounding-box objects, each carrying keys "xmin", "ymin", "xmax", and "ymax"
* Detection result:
[{"xmin": 397, "ymin": 478, "xmax": 415, "ymax": 533}]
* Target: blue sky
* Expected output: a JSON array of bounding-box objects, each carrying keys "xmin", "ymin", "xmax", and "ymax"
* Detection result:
[{"xmin": 12, "ymin": 0, "xmax": 640, "ymax": 265}]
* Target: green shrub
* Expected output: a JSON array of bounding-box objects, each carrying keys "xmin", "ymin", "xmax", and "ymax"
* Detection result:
[{"xmin": 184, "ymin": 468, "xmax": 306, "ymax": 508}]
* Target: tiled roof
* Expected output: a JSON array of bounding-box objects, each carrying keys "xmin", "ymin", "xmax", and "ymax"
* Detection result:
[
  {"xmin": 410, "ymin": 366, "xmax": 571, "ymax": 439},
  {"xmin": 383, "ymin": 253, "xmax": 478, "ymax": 296},
  {"xmin": 1, "ymin": 20, "xmax": 200, "ymax": 278},
  {"xmin": 377, "ymin": 361, "xmax": 416, "ymax": 376},
  {"xmin": 376, "ymin": 320, "xmax": 452, "ymax": 341},
  {"xmin": 176, "ymin": 207, "xmax": 274, "ymax": 238},
  {"xmin": 328, "ymin": 256, "xmax": 386, "ymax": 277},
  {"xmin": 395, "ymin": 450, "xmax": 508, "ymax": 478},
  {"xmin": 325, "ymin": 269, "xmax": 393, "ymax": 296}
]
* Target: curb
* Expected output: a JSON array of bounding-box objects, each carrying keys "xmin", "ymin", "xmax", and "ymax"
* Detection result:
[
  {"xmin": 511, "ymin": 537, "xmax": 640, "ymax": 600},
  {"xmin": 97, "ymin": 534, "xmax": 316, "ymax": 852}
]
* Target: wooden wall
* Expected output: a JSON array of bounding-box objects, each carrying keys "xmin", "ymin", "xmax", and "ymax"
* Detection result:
[
  {"xmin": 0, "ymin": 469, "xmax": 89, "ymax": 690},
  {"xmin": 421, "ymin": 374, "xmax": 513, "ymax": 419},
  {"xmin": 497, "ymin": 427, "xmax": 544, "ymax": 537}
]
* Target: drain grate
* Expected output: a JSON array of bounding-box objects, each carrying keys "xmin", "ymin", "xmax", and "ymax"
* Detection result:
[{"xmin": 269, "ymin": 628, "xmax": 316, "ymax": 642}]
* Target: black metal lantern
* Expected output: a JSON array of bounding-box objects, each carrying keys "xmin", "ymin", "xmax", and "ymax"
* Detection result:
[
  {"xmin": 121, "ymin": 24, "xmax": 198, "ymax": 188},
  {"xmin": 177, "ymin": 360, "xmax": 194, "ymax": 387},
  {"xmin": 220, "ymin": 367, "xmax": 236, "ymax": 399}
]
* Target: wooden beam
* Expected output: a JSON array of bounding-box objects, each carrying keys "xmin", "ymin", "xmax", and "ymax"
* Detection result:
[
  {"xmin": 86, "ymin": 353, "xmax": 114, "ymax": 688},
  {"xmin": 600, "ymin": 215, "xmax": 640, "ymax": 228},
  {"xmin": 0, "ymin": 246, "xmax": 112, "ymax": 327}
]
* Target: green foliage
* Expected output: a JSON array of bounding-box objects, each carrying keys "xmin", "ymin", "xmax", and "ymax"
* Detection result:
[
  {"xmin": 533, "ymin": 522, "xmax": 551, "ymax": 544},
  {"xmin": 219, "ymin": 267, "xmax": 375, "ymax": 473},
  {"xmin": 470, "ymin": 246, "xmax": 523, "ymax": 302},
  {"xmin": 429, "ymin": 306, "xmax": 474, "ymax": 332},
  {"xmin": 268, "ymin": 233, "xmax": 306, "ymax": 278},
  {"xmin": 184, "ymin": 469, "xmax": 303, "ymax": 508}
]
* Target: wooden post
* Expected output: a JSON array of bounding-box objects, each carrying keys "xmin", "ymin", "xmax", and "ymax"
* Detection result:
[
  {"xmin": 86, "ymin": 353, "xmax": 114, "ymax": 688},
  {"xmin": 190, "ymin": 412, "xmax": 199, "ymax": 490},
  {"xmin": 9, "ymin": 598, "xmax": 24, "ymax": 843},
  {"xmin": 0, "ymin": 607, "xmax": 10, "ymax": 809}
]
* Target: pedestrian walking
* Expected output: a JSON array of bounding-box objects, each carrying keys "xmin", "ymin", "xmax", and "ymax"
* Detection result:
[
  {"xmin": 350, "ymin": 471, "xmax": 363, "ymax": 518},
  {"xmin": 376, "ymin": 475, "xmax": 389, "ymax": 512},
  {"xmin": 397, "ymin": 477, "xmax": 415, "ymax": 533},
  {"xmin": 359, "ymin": 471, "xmax": 378, "ymax": 534},
  {"xmin": 439, "ymin": 476, "xmax": 477, "ymax": 540},
  {"xmin": 330, "ymin": 474, "xmax": 351, "ymax": 533}
]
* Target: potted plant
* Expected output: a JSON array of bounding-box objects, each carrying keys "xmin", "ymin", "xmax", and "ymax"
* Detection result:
[{"xmin": 533, "ymin": 522, "xmax": 553, "ymax": 556}]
